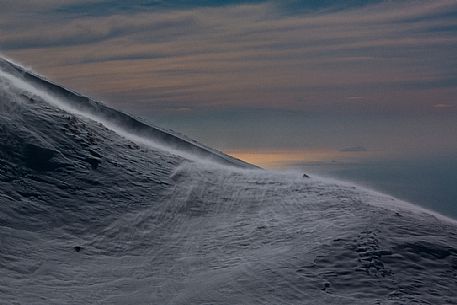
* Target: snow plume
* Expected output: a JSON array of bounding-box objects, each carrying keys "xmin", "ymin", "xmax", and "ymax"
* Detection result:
[{"xmin": 0, "ymin": 58, "xmax": 245, "ymax": 169}]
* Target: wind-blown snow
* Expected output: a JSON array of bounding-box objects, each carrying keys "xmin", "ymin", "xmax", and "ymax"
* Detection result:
[
  {"xmin": 1, "ymin": 57, "xmax": 456, "ymax": 304},
  {"xmin": 0, "ymin": 63, "xmax": 240, "ymax": 168}
]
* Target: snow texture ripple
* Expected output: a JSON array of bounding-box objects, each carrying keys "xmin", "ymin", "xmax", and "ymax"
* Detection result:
[{"xmin": 1, "ymin": 57, "xmax": 457, "ymax": 304}]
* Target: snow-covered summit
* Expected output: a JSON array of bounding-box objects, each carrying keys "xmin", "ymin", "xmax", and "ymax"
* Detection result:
[
  {"xmin": 1, "ymin": 57, "xmax": 456, "ymax": 304},
  {"xmin": 0, "ymin": 57, "xmax": 254, "ymax": 169}
]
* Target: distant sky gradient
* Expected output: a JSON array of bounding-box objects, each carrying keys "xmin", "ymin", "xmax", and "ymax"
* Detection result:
[{"xmin": 2, "ymin": 0, "xmax": 456, "ymax": 167}]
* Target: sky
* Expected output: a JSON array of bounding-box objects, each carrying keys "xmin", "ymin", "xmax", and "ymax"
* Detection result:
[{"xmin": 1, "ymin": 0, "xmax": 456, "ymax": 167}]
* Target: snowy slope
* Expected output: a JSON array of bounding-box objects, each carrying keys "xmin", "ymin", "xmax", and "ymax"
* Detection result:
[
  {"xmin": 1, "ymin": 57, "xmax": 457, "ymax": 305},
  {"xmin": 0, "ymin": 58, "xmax": 254, "ymax": 169}
]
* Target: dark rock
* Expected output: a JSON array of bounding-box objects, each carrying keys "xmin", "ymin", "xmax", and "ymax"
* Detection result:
[
  {"xmin": 322, "ymin": 282, "xmax": 331, "ymax": 290},
  {"xmin": 74, "ymin": 246, "xmax": 82, "ymax": 252},
  {"xmin": 23, "ymin": 144, "xmax": 59, "ymax": 171},
  {"xmin": 85, "ymin": 156, "xmax": 101, "ymax": 170},
  {"xmin": 127, "ymin": 143, "xmax": 140, "ymax": 150}
]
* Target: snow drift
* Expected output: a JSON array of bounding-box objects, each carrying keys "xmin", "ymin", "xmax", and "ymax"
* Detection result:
[{"xmin": 1, "ymin": 57, "xmax": 456, "ymax": 305}]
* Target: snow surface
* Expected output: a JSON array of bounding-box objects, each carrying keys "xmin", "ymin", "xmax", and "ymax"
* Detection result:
[{"xmin": 1, "ymin": 57, "xmax": 457, "ymax": 304}]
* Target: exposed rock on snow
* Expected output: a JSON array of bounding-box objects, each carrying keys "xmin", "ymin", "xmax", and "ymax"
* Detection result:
[{"xmin": 23, "ymin": 143, "xmax": 60, "ymax": 171}]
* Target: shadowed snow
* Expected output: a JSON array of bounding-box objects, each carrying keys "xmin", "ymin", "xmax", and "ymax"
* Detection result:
[{"xmin": 0, "ymin": 57, "xmax": 456, "ymax": 304}]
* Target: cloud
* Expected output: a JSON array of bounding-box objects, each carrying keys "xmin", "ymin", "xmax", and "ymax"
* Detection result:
[
  {"xmin": 2, "ymin": 0, "xmax": 457, "ymax": 115},
  {"xmin": 433, "ymin": 103, "xmax": 454, "ymax": 108}
]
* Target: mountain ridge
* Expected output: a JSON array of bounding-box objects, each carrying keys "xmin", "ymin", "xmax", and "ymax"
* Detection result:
[
  {"xmin": 0, "ymin": 56, "xmax": 255, "ymax": 169},
  {"xmin": 1, "ymin": 56, "xmax": 456, "ymax": 304}
]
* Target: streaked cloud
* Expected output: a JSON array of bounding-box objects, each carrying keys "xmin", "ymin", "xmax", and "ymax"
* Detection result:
[
  {"xmin": 1, "ymin": 0, "xmax": 456, "ymax": 156},
  {"xmin": 2, "ymin": 0, "xmax": 457, "ymax": 115}
]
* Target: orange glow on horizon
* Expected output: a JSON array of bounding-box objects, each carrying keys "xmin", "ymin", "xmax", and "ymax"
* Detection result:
[{"xmin": 226, "ymin": 149, "xmax": 370, "ymax": 168}]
